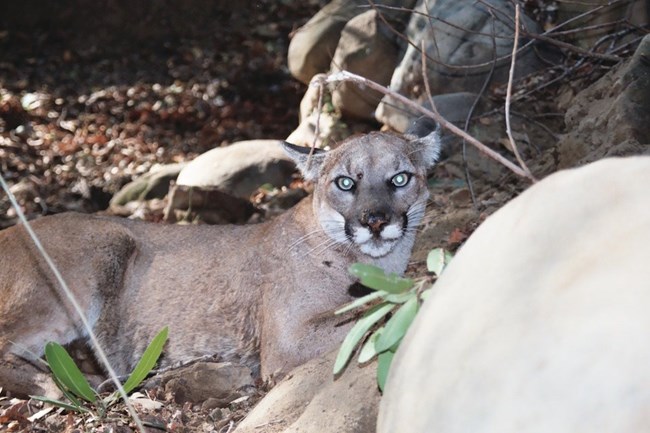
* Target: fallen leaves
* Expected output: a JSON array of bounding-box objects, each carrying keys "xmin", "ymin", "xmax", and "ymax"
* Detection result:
[{"xmin": 0, "ymin": 1, "xmax": 315, "ymax": 229}]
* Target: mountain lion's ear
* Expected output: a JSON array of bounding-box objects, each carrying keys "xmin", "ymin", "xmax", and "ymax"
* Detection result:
[
  {"xmin": 404, "ymin": 116, "xmax": 442, "ymax": 170},
  {"xmin": 282, "ymin": 142, "xmax": 327, "ymax": 182}
]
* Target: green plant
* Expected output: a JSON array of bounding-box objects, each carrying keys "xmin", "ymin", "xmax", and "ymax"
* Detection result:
[
  {"xmin": 334, "ymin": 248, "xmax": 453, "ymax": 391},
  {"xmin": 31, "ymin": 326, "xmax": 169, "ymax": 416}
]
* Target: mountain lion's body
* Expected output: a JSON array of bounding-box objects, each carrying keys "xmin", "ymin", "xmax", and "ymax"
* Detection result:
[{"xmin": 0, "ymin": 119, "xmax": 441, "ymax": 397}]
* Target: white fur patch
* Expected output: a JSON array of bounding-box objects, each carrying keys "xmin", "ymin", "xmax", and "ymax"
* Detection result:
[
  {"xmin": 360, "ymin": 240, "xmax": 397, "ymax": 258},
  {"xmin": 382, "ymin": 223, "xmax": 402, "ymax": 240},
  {"xmin": 353, "ymin": 222, "xmax": 404, "ymax": 258},
  {"xmin": 353, "ymin": 227, "xmax": 372, "ymax": 244}
]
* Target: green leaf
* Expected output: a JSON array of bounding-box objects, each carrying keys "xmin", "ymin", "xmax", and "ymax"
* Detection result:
[
  {"xmin": 427, "ymin": 248, "xmax": 453, "ymax": 276},
  {"xmin": 419, "ymin": 288, "xmax": 433, "ymax": 301},
  {"xmin": 45, "ymin": 342, "xmax": 96, "ymax": 403},
  {"xmin": 348, "ymin": 263, "xmax": 414, "ymax": 294},
  {"xmin": 120, "ymin": 327, "xmax": 168, "ymax": 395},
  {"xmin": 377, "ymin": 350, "xmax": 395, "ymax": 392},
  {"xmin": 30, "ymin": 395, "xmax": 90, "ymax": 413},
  {"xmin": 358, "ymin": 328, "xmax": 383, "ymax": 364},
  {"xmin": 333, "ymin": 303, "xmax": 394, "ymax": 375},
  {"xmin": 375, "ymin": 296, "xmax": 418, "ymax": 353},
  {"xmin": 381, "ymin": 291, "xmax": 415, "ymax": 304},
  {"xmin": 335, "ymin": 291, "xmax": 383, "ymax": 315},
  {"xmin": 50, "ymin": 374, "xmax": 89, "ymax": 410}
]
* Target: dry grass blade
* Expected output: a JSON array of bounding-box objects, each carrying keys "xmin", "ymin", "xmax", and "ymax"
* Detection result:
[{"xmin": 505, "ymin": 4, "xmax": 536, "ymax": 182}]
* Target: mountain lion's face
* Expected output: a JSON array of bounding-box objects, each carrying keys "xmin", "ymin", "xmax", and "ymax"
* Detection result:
[{"xmin": 284, "ymin": 118, "xmax": 441, "ymax": 260}]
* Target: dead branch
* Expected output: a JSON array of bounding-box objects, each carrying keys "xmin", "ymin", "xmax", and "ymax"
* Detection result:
[
  {"xmin": 315, "ymin": 71, "xmax": 536, "ymax": 182},
  {"xmin": 505, "ymin": 5, "xmax": 535, "ymax": 181}
]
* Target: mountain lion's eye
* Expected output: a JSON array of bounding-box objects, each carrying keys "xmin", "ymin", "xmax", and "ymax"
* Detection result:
[
  {"xmin": 336, "ymin": 176, "xmax": 355, "ymax": 191},
  {"xmin": 391, "ymin": 172, "xmax": 411, "ymax": 187}
]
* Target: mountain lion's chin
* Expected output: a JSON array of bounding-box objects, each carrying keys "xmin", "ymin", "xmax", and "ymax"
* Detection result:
[{"xmin": 358, "ymin": 239, "xmax": 398, "ymax": 258}]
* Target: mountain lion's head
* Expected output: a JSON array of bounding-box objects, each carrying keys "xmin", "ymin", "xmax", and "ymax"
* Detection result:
[{"xmin": 283, "ymin": 118, "xmax": 441, "ymax": 268}]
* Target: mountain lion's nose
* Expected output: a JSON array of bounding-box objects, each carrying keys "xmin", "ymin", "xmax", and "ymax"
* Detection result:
[{"xmin": 361, "ymin": 211, "xmax": 389, "ymax": 235}]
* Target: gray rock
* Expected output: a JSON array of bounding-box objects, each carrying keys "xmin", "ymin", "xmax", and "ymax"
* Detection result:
[
  {"xmin": 176, "ymin": 139, "xmax": 295, "ymax": 199},
  {"xmin": 109, "ymin": 163, "xmax": 185, "ymax": 207},
  {"xmin": 379, "ymin": 157, "xmax": 650, "ymax": 432},
  {"xmin": 163, "ymin": 184, "xmax": 257, "ymax": 225},
  {"xmin": 376, "ymin": 0, "xmax": 544, "ymax": 130},
  {"xmin": 288, "ymin": 0, "xmax": 366, "ymax": 85},
  {"xmin": 234, "ymin": 350, "xmax": 379, "ymax": 433},
  {"xmin": 146, "ymin": 361, "xmax": 254, "ymax": 405},
  {"xmin": 551, "ymin": 34, "xmax": 650, "ymax": 172},
  {"xmin": 330, "ymin": 10, "xmax": 399, "ymax": 120},
  {"xmin": 556, "ymin": 0, "xmax": 647, "ymax": 50},
  {"xmin": 288, "ymin": 0, "xmax": 416, "ymax": 85}
]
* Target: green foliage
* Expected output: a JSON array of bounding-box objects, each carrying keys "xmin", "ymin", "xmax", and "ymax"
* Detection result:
[
  {"xmin": 335, "ymin": 248, "xmax": 453, "ymax": 391},
  {"xmin": 427, "ymin": 247, "xmax": 453, "ymax": 276},
  {"xmin": 32, "ymin": 327, "xmax": 168, "ymax": 416},
  {"xmin": 44, "ymin": 342, "xmax": 97, "ymax": 404},
  {"xmin": 121, "ymin": 327, "xmax": 168, "ymax": 395}
]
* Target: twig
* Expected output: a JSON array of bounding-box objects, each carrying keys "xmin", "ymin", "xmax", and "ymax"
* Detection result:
[
  {"xmin": 0, "ymin": 172, "xmax": 147, "ymax": 433},
  {"xmin": 315, "ymin": 71, "xmax": 536, "ymax": 182},
  {"xmin": 310, "ymin": 81, "xmax": 324, "ymax": 152},
  {"xmin": 420, "ymin": 40, "xmax": 437, "ymax": 115},
  {"xmin": 312, "ymin": 80, "xmax": 324, "ymax": 152},
  {"xmin": 504, "ymin": 5, "xmax": 535, "ymax": 181},
  {"xmin": 463, "ymin": 11, "xmax": 500, "ymax": 208},
  {"xmin": 527, "ymin": 32, "xmax": 622, "ymax": 62}
]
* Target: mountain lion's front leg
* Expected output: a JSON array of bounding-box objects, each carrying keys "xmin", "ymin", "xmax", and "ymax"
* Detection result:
[{"xmin": 259, "ymin": 306, "xmax": 353, "ymax": 378}]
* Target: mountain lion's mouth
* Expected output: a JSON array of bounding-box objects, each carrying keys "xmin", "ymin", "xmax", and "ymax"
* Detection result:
[
  {"xmin": 358, "ymin": 238, "xmax": 398, "ymax": 258},
  {"xmin": 353, "ymin": 223, "xmax": 403, "ymax": 258}
]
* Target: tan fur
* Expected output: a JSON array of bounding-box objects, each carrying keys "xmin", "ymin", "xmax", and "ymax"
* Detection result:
[{"xmin": 0, "ymin": 123, "xmax": 441, "ymax": 397}]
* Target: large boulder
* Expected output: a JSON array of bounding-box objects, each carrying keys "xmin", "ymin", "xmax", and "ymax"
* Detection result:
[
  {"xmin": 329, "ymin": 10, "xmax": 399, "ymax": 120},
  {"xmin": 288, "ymin": 0, "xmax": 415, "ymax": 85},
  {"xmin": 376, "ymin": 0, "xmax": 544, "ymax": 130},
  {"xmin": 379, "ymin": 156, "xmax": 650, "ymax": 432},
  {"xmin": 176, "ymin": 139, "xmax": 295, "ymax": 198},
  {"xmin": 288, "ymin": 0, "xmax": 370, "ymax": 85}
]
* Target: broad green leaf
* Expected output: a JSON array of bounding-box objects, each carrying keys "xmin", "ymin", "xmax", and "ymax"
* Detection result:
[
  {"xmin": 375, "ymin": 296, "xmax": 418, "ymax": 353},
  {"xmin": 45, "ymin": 342, "xmax": 96, "ymax": 403},
  {"xmin": 120, "ymin": 327, "xmax": 168, "ymax": 395},
  {"xmin": 427, "ymin": 248, "xmax": 453, "ymax": 276},
  {"xmin": 333, "ymin": 303, "xmax": 394, "ymax": 375},
  {"xmin": 50, "ymin": 374, "xmax": 88, "ymax": 410},
  {"xmin": 335, "ymin": 291, "xmax": 383, "ymax": 315},
  {"xmin": 348, "ymin": 263, "xmax": 414, "ymax": 294},
  {"xmin": 377, "ymin": 350, "xmax": 395, "ymax": 392},
  {"xmin": 358, "ymin": 328, "xmax": 383, "ymax": 364},
  {"xmin": 30, "ymin": 395, "xmax": 90, "ymax": 413}
]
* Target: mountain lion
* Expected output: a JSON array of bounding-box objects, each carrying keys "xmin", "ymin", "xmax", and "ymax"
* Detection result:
[{"xmin": 0, "ymin": 118, "xmax": 441, "ymax": 397}]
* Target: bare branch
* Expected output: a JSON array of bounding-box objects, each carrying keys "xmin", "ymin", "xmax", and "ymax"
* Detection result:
[
  {"xmin": 505, "ymin": 5, "xmax": 536, "ymax": 181},
  {"xmin": 315, "ymin": 71, "xmax": 537, "ymax": 182}
]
